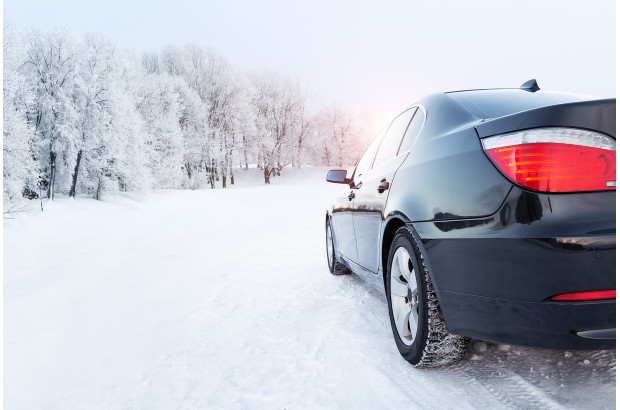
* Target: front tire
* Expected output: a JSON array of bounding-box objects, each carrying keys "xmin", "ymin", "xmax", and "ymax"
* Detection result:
[
  {"xmin": 326, "ymin": 219, "xmax": 350, "ymax": 275},
  {"xmin": 386, "ymin": 226, "xmax": 469, "ymax": 367}
]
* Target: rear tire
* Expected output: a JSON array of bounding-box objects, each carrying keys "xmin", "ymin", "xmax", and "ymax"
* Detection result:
[
  {"xmin": 326, "ymin": 219, "xmax": 350, "ymax": 275},
  {"xmin": 386, "ymin": 226, "xmax": 469, "ymax": 367}
]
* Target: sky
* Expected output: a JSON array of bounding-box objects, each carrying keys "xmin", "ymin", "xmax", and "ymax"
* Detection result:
[{"xmin": 4, "ymin": 0, "xmax": 616, "ymax": 125}]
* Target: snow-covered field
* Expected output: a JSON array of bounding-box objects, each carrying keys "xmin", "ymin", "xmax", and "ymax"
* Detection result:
[{"xmin": 4, "ymin": 168, "xmax": 616, "ymax": 409}]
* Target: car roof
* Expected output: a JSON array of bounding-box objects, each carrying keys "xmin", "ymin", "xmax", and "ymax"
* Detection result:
[{"xmin": 444, "ymin": 88, "xmax": 596, "ymax": 119}]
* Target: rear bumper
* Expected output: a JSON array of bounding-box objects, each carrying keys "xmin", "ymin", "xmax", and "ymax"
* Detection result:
[
  {"xmin": 411, "ymin": 188, "xmax": 616, "ymax": 350},
  {"xmin": 439, "ymin": 291, "xmax": 615, "ymax": 349}
]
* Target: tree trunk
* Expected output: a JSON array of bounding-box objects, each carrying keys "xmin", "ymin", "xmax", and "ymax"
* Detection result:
[
  {"xmin": 221, "ymin": 157, "xmax": 227, "ymax": 188},
  {"xmin": 264, "ymin": 167, "xmax": 270, "ymax": 184},
  {"xmin": 227, "ymin": 149, "xmax": 234, "ymax": 185},
  {"xmin": 296, "ymin": 135, "xmax": 303, "ymax": 167},
  {"xmin": 95, "ymin": 175, "xmax": 103, "ymax": 200},
  {"xmin": 69, "ymin": 150, "xmax": 83, "ymax": 198},
  {"xmin": 243, "ymin": 135, "xmax": 249, "ymax": 169},
  {"xmin": 205, "ymin": 161, "xmax": 215, "ymax": 189},
  {"xmin": 47, "ymin": 151, "xmax": 57, "ymax": 200},
  {"xmin": 323, "ymin": 141, "xmax": 331, "ymax": 166}
]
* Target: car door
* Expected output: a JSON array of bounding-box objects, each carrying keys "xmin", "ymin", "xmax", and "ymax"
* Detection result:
[
  {"xmin": 330, "ymin": 183, "xmax": 357, "ymax": 262},
  {"xmin": 352, "ymin": 107, "xmax": 423, "ymax": 272},
  {"xmin": 333, "ymin": 126, "xmax": 387, "ymax": 263}
]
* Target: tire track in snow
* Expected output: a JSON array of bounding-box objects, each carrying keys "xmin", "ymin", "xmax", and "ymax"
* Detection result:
[
  {"xmin": 337, "ymin": 273, "xmax": 565, "ymax": 409},
  {"xmin": 386, "ymin": 365, "xmax": 457, "ymax": 409},
  {"xmin": 342, "ymin": 273, "xmax": 571, "ymax": 409},
  {"xmin": 450, "ymin": 362, "xmax": 565, "ymax": 409}
]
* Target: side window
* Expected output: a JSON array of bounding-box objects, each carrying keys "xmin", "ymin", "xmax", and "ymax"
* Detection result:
[
  {"xmin": 354, "ymin": 125, "xmax": 387, "ymax": 181},
  {"xmin": 372, "ymin": 108, "xmax": 414, "ymax": 168},
  {"xmin": 397, "ymin": 107, "xmax": 425, "ymax": 155}
]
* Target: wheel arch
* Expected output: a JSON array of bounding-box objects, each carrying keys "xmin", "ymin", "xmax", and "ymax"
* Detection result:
[
  {"xmin": 381, "ymin": 216, "xmax": 407, "ymax": 289},
  {"xmin": 382, "ymin": 218, "xmax": 451, "ymax": 326}
]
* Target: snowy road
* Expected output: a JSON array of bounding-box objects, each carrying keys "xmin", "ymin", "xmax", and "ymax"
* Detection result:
[{"xmin": 4, "ymin": 172, "xmax": 616, "ymax": 409}]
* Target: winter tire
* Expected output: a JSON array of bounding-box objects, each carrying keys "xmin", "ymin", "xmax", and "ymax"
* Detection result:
[
  {"xmin": 386, "ymin": 226, "xmax": 469, "ymax": 367},
  {"xmin": 326, "ymin": 220, "xmax": 350, "ymax": 275}
]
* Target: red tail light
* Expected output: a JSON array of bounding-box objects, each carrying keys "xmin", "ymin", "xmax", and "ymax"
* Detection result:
[
  {"xmin": 482, "ymin": 128, "xmax": 616, "ymax": 193},
  {"xmin": 550, "ymin": 290, "xmax": 616, "ymax": 301}
]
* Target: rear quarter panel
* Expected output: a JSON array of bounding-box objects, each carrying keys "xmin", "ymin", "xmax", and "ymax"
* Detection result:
[{"xmin": 386, "ymin": 94, "xmax": 513, "ymax": 223}]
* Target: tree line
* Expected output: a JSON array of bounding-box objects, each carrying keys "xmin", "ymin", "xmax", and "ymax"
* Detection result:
[{"xmin": 3, "ymin": 24, "xmax": 372, "ymax": 203}]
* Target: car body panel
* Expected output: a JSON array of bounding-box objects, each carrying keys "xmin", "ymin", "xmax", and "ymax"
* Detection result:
[
  {"xmin": 411, "ymin": 187, "xmax": 616, "ymax": 349},
  {"xmin": 412, "ymin": 187, "xmax": 615, "ymax": 298},
  {"xmin": 352, "ymin": 152, "xmax": 409, "ymax": 271},
  {"xmin": 338, "ymin": 253, "xmax": 385, "ymax": 291},
  {"xmin": 475, "ymin": 98, "xmax": 616, "ymax": 138},
  {"xmin": 440, "ymin": 291, "xmax": 615, "ymax": 350},
  {"xmin": 446, "ymin": 89, "xmax": 599, "ymax": 120},
  {"xmin": 330, "ymin": 187, "xmax": 357, "ymax": 261},
  {"xmin": 388, "ymin": 126, "xmax": 513, "ymax": 222}
]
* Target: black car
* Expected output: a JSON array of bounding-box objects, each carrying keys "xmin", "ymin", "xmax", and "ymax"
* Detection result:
[{"xmin": 325, "ymin": 80, "xmax": 616, "ymax": 367}]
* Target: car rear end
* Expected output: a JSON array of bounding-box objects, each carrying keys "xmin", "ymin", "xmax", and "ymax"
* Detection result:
[{"xmin": 427, "ymin": 89, "xmax": 616, "ymax": 349}]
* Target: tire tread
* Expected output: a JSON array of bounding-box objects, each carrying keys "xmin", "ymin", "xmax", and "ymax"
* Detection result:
[{"xmin": 332, "ymin": 261, "xmax": 351, "ymax": 275}]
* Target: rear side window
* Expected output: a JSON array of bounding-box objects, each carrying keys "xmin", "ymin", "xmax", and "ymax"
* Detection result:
[
  {"xmin": 354, "ymin": 125, "xmax": 387, "ymax": 180},
  {"xmin": 373, "ymin": 108, "xmax": 414, "ymax": 168},
  {"xmin": 398, "ymin": 107, "xmax": 425, "ymax": 155}
]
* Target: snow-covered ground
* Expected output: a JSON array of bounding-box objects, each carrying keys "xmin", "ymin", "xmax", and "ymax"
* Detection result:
[{"xmin": 4, "ymin": 168, "xmax": 616, "ymax": 409}]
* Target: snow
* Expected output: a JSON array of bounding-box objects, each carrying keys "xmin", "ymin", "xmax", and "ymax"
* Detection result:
[{"xmin": 4, "ymin": 168, "xmax": 616, "ymax": 409}]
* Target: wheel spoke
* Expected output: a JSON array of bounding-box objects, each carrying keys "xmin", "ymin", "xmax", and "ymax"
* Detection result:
[
  {"xmin": 391, "ymin": 275, "xmax": 408, "ymax": 297},
  {"xmin": 409, "ymin": 278, "xmax": 417, "ymax": 295},
  {"xmin": 409, "ymin": 306, "xmax": 418, "ymax": 333},
  {"xmin": 398, "ymin": 248, "xmax": 412, "ymax": 281},
  {"xmin": 395, "ymin": 303, "xmax": 412, "ymax": 339}
]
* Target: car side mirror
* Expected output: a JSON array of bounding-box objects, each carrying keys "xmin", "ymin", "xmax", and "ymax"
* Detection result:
[{"xmin": 326, "ymin": 169, "xmax": 352, "ymax": 185}]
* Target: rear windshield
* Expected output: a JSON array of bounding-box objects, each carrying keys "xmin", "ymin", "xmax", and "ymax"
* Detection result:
[{"xmin": 446, "ymin": 89, "xmax": 594, "ymax": 119}]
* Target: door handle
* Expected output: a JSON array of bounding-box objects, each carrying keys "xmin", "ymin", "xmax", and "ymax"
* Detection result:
[
  {"xmin": 377, "ymin": 179, "xmax": 390, "ymax": 193},
  {"xmin": 348, "ymin": 191, "xmax": 355, "ymax": 201}
]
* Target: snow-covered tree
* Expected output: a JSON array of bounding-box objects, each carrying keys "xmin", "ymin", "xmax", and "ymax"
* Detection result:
[
  {"xmin": 68, "ymin": 35, "xmax": 116, "ymax": 198},
  {"xmin": 22, "ymin": 28, "xmax": 82, "ymax": 200},
  {"xmin": 135, "ymin": 72, "xmax": 184, "ymax": 189},
  {"xmin": 173, "ymin": 77, "xmax": 206, "ymax": 189},
  {"xmin": 3, "ymin": 24, "xmax": 368, "ymax": 202},
  {"xmin": 112, "ymin": 50, "xmax": 152, "ymax": 192},
  {"xmin": 250, "ymin": 72, "xmax": 307, "ymax": 184},
  {"xmin": 3, "ymin": 19, "xmax": 37, "ymax": 202},
  {"xmin": 202, "ymin": 51, "xmax": 250, "ymax": 188},
  {"xmin": 324, "ymin": 105, "xmax": 357, "ymax": 167}
]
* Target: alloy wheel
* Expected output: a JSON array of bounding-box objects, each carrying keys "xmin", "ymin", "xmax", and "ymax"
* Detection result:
[{"xmin": 390, "ymin": 246, "xmax": 419, "ymax": 346}]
